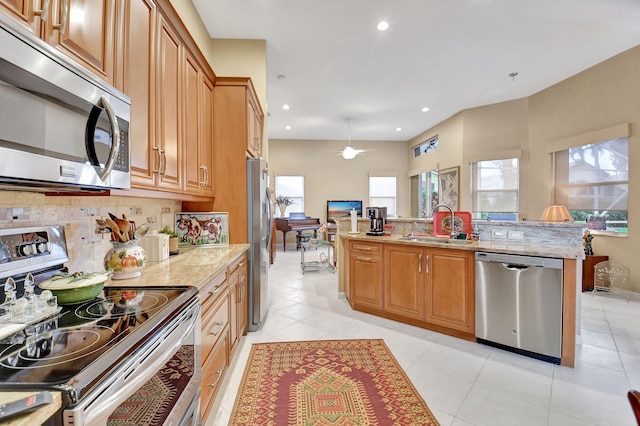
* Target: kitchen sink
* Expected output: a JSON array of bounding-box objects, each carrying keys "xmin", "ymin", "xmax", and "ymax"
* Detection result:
[{"xmin": 399, "ymin": 236, "xmax": 474, "ymax": 245}]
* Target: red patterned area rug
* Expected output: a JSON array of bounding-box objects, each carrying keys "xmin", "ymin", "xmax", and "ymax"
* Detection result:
[{"xmin": 229, "ymin": 339, "xmax": 439, "ymax": 426}]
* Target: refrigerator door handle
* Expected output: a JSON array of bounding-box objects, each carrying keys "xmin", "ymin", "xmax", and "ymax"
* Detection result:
[{"xmin": 265, "ymin": 187, "xmax": 273, "ymax": 248}]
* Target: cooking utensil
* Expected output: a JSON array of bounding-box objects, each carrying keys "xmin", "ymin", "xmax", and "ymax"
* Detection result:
[
  {"xmin": 39, "ymin": 269, "xmax": 113, "ymax": 304},
  {"xmin": 134, "ymin": 223, "xmax": 150, "ymax": 239}
]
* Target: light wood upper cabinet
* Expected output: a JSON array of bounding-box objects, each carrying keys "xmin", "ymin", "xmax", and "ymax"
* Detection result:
[
  {"xmin": 44, "ymin": 0, "xmax": 116, "ymax": 83},
  {"xmin": 154, "ymin": 14, "xmax": 182, "ymax": 192},
  {"xmin": 425, "ymin": 247, "xmax": 475, "ymax": 333},
  {"xmin": 116, "ymin": 0, "xmax": 157, "ymax": 189},
  {"xmin": 0, "ymin": 0, "xmax": 40, "ymax": 33},
  {"xmin": 184, "ymin": 51, "xmax": 214, "ymax": 197},
  {"xmin": 212, "ymin": 77, "xmax": 264, "ymax": 243},
  {"xmin": 247, "ymin": 94, "xmax": 263, "ymax": 158},
  {"xmin": 1, "ymin": 0, "xmax": 116, "ymax": 83},
  {"xmin": 383, "ymin": 244, "xmax": 426, "ymax": 321}
]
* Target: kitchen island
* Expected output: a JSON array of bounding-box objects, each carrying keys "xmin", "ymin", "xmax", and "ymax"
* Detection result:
[{"xmin": 339, "ymin": 222, "xmax": 583, "ymax": 368}]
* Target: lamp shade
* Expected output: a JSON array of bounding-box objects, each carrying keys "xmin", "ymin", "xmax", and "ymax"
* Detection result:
[{"xmin": 540, "ymin": 205, "xmax": 574, "ymax": 222}]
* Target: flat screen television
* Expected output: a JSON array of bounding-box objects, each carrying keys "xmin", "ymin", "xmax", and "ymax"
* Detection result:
[{"xmin": 327, "ymin": 200, "xmax": 363, "ymax": 223}]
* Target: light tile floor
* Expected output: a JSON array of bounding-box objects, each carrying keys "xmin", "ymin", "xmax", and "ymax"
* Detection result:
[{"xmin": 207, "ymin": 248, "xmax": 639, "ymax": 425}]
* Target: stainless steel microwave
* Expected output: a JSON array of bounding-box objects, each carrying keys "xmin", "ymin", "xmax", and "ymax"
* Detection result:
[{"xmin": 0, "ymin": 15, "xmax": 130, "ymax": 192}]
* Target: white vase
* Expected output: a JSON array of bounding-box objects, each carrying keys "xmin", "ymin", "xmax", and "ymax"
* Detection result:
[{"xmin": 279, "ymin": 204, "xmax": 287, "ymax": 217}]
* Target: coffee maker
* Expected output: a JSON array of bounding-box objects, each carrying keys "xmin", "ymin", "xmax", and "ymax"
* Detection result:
[{"xmin": 366, "ymin": 207, "xmax": 387, "ymax": 236}]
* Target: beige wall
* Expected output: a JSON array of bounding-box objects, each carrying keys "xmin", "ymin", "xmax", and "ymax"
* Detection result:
[
  {"xmin": 269, "ymin": 138, "xmax": 409, "ymax": 244},
  {"xmin": 528, "ymin": 45, "xmax": 640, "ymax": 289}
]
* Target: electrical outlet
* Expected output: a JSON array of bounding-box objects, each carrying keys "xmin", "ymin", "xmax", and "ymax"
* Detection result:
[
  {"xmin": 491, "ymin": 230, "xmax": 507, "ymax": 239},
  {"xmin": 147, "ymin": 216, "xmax": 157, "ymax": 223},
  {"xmin": 130, "ymin": 207, "xmax": 143, "ymax": 215},
  {"xmin": 161, "ymin": 207, "xmax": 171, "ymax": 213},
  {"xmin": 508, "ymin": 230, "xmax": 524, "ymax": 240}
]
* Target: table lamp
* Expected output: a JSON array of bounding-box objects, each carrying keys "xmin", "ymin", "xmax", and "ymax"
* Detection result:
[{"xmin": 540, "ymin": 205, "xmax": 574, "ymax": 222}]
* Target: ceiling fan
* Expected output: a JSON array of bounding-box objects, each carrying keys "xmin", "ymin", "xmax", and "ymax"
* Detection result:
[{"xmin": 340, "ymin": 118, "xmax": 366, "ymax": 160}]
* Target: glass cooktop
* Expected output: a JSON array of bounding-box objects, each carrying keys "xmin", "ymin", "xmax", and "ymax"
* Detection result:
[{"xmin": 0, "ymin": 286, "xmax": 193, "ymax": 385}]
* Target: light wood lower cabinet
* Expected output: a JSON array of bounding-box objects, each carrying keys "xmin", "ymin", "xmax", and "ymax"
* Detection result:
[
  {"xmin": 348, "ymin": 241, "xmax": 475, "ymax": 339},
  {"xmin": 383, "ymin": 244, "xmax": 426, "ymax": 320},
  {"xmin": 199, "ymin": 252, "xmax": 249, "ymax": 424},
  {"xmin": 425, "ymin": 247, "xmax": 475, "ymax": 334},
  {"xmin": 348, "ymin": 241, "xmax": 383, "ymax": 310}
]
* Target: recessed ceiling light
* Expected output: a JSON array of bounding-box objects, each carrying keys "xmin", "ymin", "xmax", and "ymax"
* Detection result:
[
  {"xmin": 285, "ymin": 125, "xmax": 291, "ymax": 130},
  {"xmin": 395, "ymin": 127, "xmax": 402, "ymax": 132},
  {"xmin": 421, "ymin": 107, "xmax": 430, "ymax": 112},
  {"xmin": 282, "ymin": 104, "xmax": 290, "ymax": 110},
  {"xmin": 377, "ymin": 21, "xmax": 389, "ymax": 31}
]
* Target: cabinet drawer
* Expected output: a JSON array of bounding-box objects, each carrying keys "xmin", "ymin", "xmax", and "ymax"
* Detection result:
[
  {"xmin": 200, "ymin": 328, "xmax": 229, "ymax": 422},
  {"xmin": 200, "ymin": 272, "xmax": 227, "ymax": 317},
  {"xmin": 349, "ymin": 241, "xmax": 382, "ymax": 255},
  {"xmin": 201, "ymin": 291, "xmax": 229, "ymax": 363}
]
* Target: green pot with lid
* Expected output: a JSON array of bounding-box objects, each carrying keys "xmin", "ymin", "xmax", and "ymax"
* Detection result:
[{"xmin": 39, "ymin": 269, "xmax": 113, "ymax": 305}]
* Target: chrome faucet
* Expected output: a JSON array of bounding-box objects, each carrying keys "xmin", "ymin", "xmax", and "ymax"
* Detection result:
[
  {"xmin": 431, "ymin": 203, "xmax": 457, "ymax": 238},
  {"xmin": 410, "ymin": 222, "xmax": 419, "ymax": 237}
]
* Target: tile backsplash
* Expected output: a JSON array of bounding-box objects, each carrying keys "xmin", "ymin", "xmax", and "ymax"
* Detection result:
[{"xmin": 0, "ymin": 191, "xmax": 181, "ymax": 272}]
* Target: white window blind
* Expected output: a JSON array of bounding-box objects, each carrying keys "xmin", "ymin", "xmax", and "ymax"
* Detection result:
[
  {"xmin": 275, "ymin": 175, "xmax": 304, "ymax": 213},
  {"xmin": 471, "ymin": 158, "xmax": 519, "ymax": 219}
]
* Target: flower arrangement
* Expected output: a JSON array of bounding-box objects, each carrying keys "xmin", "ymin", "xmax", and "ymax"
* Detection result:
[{"xmin": 275, "ymin": 195, "xmax": 294, "ymax": 207}]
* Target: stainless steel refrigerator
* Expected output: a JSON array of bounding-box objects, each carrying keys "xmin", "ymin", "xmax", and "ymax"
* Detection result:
[{"xmin": 247, "ymin": 158, "xmax": 272, "ymax": 331}]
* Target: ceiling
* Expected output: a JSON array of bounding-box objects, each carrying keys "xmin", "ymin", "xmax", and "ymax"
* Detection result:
[{"xmin": 192, "ymin": 0, "xmax": 640, "ymax": 143}]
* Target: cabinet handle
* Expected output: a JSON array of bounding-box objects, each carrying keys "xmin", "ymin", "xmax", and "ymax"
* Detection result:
[
  {"xmin": 159, "ymin": 148, "xmax": 166, "ymax": 175},
  {"xmin": 207, "ymin": 371, "xmax": 222, "ymax": 389},
  {"xmin": 209, "ymin": 321, "xmax": 224, "ymax": 336},
  {"xmin": 34, "ymin": 0, "xmax": 51, "ymax": 21},
  {"xmin": 356, "ymin": 256, "xmax": 372, "ymax": 262},
  {"xmin": 204, "ymin": 165, "xmax": 209, "ymax": 186},
  {"xmin": 52, "ymin": 0, "xmax": 68, "ymax": 35},
  {"xmin": 353, "ymin": 245, "xmax": 372, "ymax": 251},
  {"xmin": 199, "ymin": 165, "xmax": 205, "ymax": 187},
  {"xmin": 152, "ymin": 146, "xmax": 161, "ymax": 173},
  {"xmin": 425, "ymin": 255, "xmax": 429, "ymax": 273},
  {"xmin": 209, "ymin": 284, "xmax": 223, "ymax": 296},
  {"xmin": 418, "ymin": 254, "xmax": 422, "ymax": 273}
]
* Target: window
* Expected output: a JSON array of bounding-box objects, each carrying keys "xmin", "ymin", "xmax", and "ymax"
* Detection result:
[
  {"xmin": 554, "ymin": 137, "xmax": 628, "ymax": 234},
  {"xmin": 471, "ymin": 158, "xmax": 519, "ymax": 219},
  {"xmin": 413, "ymin": 136, "xmax": 439, "ymax": 158},
  {"xmin": 418, "ymin": 170, "xmax": 439, "ymax": 218},
  {"xmin": 369, "ymin": 176, "xmax": 397, "ymax": 217},
  {"xmin": 275, "ymin": 175, "xmax": 304, "ymax": 212}
]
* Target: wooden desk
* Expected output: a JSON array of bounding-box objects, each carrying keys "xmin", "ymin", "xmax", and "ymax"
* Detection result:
[
  {"xmin": 582, "ymin": 255, "xmax": 609, "ymax": 292},
  {"xmin": 275, "ymin": 217, "xmax": 320, "ymax": 251}
]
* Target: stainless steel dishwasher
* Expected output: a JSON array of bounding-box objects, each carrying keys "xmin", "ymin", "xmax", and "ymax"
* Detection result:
[{"xmin": 475, "ymin": 252, "xmax": 563, "ymax": 364}]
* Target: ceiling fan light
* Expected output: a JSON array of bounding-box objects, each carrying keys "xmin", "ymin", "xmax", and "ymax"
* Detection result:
[{"xmin": 342, "ymin": 146, "xmax": 357, "ymax": 160}]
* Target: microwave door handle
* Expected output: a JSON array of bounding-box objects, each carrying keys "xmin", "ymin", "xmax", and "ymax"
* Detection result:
[{"xmin": 94, "ymin": 96, "xmax": 121, "ymax": 181}]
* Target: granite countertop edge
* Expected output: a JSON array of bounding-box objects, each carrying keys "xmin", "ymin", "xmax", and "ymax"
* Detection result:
[
  {"xmin": 340, "ymin": 233, "xmax": 584, "ymax": 260},
  {"xmin": 104, "ymin": 244, "xmax": 250, "ymax": 290}
]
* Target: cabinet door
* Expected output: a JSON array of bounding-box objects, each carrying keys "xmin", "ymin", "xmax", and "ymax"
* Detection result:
[
  {"xmin": 426, "ymin": 248, "xmax": 475, "ymax": 333},
  {"xmin": 0, "ymin": 0, "xmax": 40, "ymax": 33},
  {"xmin": 238, "ymin": 258, "xmax": 248, "ymax": 335},
  {"xmin": 45, "ymin": 0, "xmax": 116, "ymax": 83},
  {"xmin": 118, "ymin": 0, "xmax": 157, "ymax": 189},
  {"xmin": 384, "ymin": 244, "xmax": 426, "ymax": 320},
  {"xmin": 199, "ymin": 73, "xmax": 215, "ymax": 196},
  {"xmin": 228, "ymin": 266, "xmax": 239, "ymax": 355},
  {"xmin": 183, "ymin": 51, "xmax": 201, "ymax": 195},
  {"xmin": 247, "ymin": 97, "xmax": 262, "ymax": 157},
  {"xmin": 155, "ymin": 15, "xmax": 182, "ymax": 192},
  {"xmin": 349, "ymin": 253, "xmax": 383, "ymax": 309}
]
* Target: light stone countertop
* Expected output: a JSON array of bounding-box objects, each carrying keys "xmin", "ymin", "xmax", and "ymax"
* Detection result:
[
  {"xmin": 341, "ymin": 232, "xmax": 584, "ymax": 260},
  {"xmin": 0, "ymin": 391, "xmax": 62, "ymax": 426},
  {"xmin": 105, "ymin": 244, "xmax": 250, "ymax": 290}
]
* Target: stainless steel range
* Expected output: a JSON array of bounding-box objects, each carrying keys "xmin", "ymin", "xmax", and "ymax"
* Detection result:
[{"xmin": 0, "ymin": 226, "xmax": 201, "ymax": 425}]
